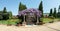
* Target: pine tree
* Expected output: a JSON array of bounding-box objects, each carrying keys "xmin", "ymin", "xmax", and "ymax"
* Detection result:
[
  {"xmin": 53, "ymin": 8, "xmax": 57, "ymax": 18},
  {"xmin": 38, "ymin": 1, "xmax": 43, "ymax": 17},
  {"xmin": 49, "ymin": 9, "xmax": 53, "ymax": 16},
  {"xmin": 3, "ymin": 7, "xmax": 7, "ymax": 13},
  {"xmin": 19, "ymin": 2, "xmax": 27, "ymax": 11},
  {"xmin": 58, "ymin": 5, "xmax": 60, "ymax": 13},
  {"xmin": 2, "ymin": 7, "xmax": 9, "ymax": 20},
  {"xmin": 57, "ymin": 5, "xmax": 60, "ymax": 18}
]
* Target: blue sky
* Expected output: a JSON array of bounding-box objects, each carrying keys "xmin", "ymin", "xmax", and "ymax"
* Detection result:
[{"xmin": 0, "ymin": 0, "xmax": 60, "ymax": 15}]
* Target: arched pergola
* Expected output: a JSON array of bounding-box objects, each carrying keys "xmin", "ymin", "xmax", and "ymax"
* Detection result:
[{"xmin": 18, "ymin": 8, "xmax": 42, "ymax": 25}]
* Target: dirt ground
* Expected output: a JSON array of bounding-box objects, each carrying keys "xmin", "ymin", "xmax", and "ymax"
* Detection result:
[{"xmin": 0, "ymin": 22, "xmax": 60, "ymax": 31}]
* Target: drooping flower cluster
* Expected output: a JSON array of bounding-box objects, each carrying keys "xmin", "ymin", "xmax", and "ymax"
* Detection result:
[{"xmin": 18, "ymin": 8, "xmax": 42, "ymax": 17}]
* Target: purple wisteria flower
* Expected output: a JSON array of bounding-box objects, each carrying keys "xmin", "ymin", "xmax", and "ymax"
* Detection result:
[{"xmin": 18, "ymin": 8, "xmax": 42, "ymax": 17}]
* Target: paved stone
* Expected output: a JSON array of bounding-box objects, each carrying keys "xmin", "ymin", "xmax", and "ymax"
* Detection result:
[{"xmin": 0, "ymin": 22, "xmax": 60, "ymax": 31}]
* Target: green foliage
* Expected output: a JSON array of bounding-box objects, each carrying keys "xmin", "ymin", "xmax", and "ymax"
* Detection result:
[
  {"xmin": 58, "ymin": 5, "xmax": 60, "ymax": 13},
  {"xmin": 8, "ymin": 11, "xmax": 12, "ymax": 19},
  {"xmin": 0, "ymin": 19, "xmax": 19, "ymax": 25},
  {"xmin": 57, "ymin": 5, "xmax": 60, "ymax": 18},
  {"xmin": 2, "ymin": 13, "xmax": 9, "ymax": 20},
  {"xmin": 49, "ymin": 8, "xmax": 53, "ymax": 16},
  {"xmin": 38, "ymin": 1, "xmax": 43, "ymax": 17},
  {"xmin": 0, "ymin": 7, "xmax": 9, "ymax": 20},
  {"xmin": 2, "ymin": 7, "xmax": 9, "ymax": 20},
  {"xmin": 19, "ymin": 2, "xmax": 27, "ymax": 11},
  {"xmin": 53, "ymin": 8, "xmax": 57, "ymax": 18},
  {"xmin": 57, "ymin": 13, "xmax": 60, "ymax": 18},
  {"xmin": 40, "ymin": 18, "xmax": 53, "ymax": 23},
  {"xmin": 0, "ymin": 15, "xmax": 3, "ymax": 20},
  {"xmin": 3, "ymin": 7, "xmax": 7, "ymax": 13},
  {"xmin": 0, "ymin": 11, "xmax": 3, "ymax": 20}
]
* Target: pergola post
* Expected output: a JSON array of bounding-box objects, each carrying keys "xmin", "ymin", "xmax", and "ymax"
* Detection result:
[
  {"xmin": 36, "ymin": 16, "xmax": 39, "ymax": 25},
  {"xmin": 24, "ymin": 15, "xmax": 25, "ymax": 22},
  {"xmin": 22, "ymin": 15, "xmax": 26, "ymax": 26}
]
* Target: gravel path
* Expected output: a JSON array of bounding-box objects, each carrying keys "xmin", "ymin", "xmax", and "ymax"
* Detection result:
[{"xmin": 0, "ymin": 22, "xmax": 60, "ymax": 31}]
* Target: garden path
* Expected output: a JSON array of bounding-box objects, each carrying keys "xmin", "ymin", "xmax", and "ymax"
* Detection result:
[{"xmin": 0, "ymin": 22, "xmax": 60, "ymax": 31}]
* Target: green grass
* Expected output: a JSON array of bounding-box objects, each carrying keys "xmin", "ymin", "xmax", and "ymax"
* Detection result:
[
  {"xmin": 0, "ymin": 19, "xmax": 20, "ymax": 25},
  {"xmin": 0, "ymin": 18, "xmax": 59, "ymax": 25},
  {"xmin": 42, "ymin": 18, "xmax": 53, "ymax": 23},
  {"xmin": 41, "ymin": 18, "xmax": 60, "ymax": 23}
]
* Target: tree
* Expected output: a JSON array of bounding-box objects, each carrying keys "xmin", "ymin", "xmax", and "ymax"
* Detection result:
[
  {"xmin": 57, "ymin": 5, "xmax": 60, "ymax": 18},
  {"xmin": 0, "ymin": 11, "xmax": 3, "ymax": 20},
  {"xmin": 2, "ymin": 7, "xmax": 9, "ymax": 20},
  {"xmin": 3, "ymin": 7, "xmax": 7, "ymax": 13},
  {"xmin": 58, "ymin": 5, "xmax": 60, "ymax": 13},
  {"xmin": 0, "ymin": 15, "xmax": 3, "ymax": 20},
  {"xmin": 38, "ymin": 1, "xmax": 43, "ymax": 17},
  {"xmin": 19, "ymin": 2, "xmax": 27, "ymax": 11},
  {"xmin": 53, "ymin": 8, "xmax": 57, "ymax": 18},
  {"xmin": 2, "ymin": 13, "xmax": 9, "ymax": 20},
  {"xmin": 18, "ymin": 2, "xmax": 27, "ymax": 24},
  {"xmin": 49, "ymin": 8, "xmax": 53, "ymax": 16}
]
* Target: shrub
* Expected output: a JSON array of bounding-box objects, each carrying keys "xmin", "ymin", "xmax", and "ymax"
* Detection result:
[
  {"xmin": 0, "ymin": 15, "xmax": 3, "ymax": 20},
  {"xmin": 2, "ymin": 13, "xmax": 9, "ymax": 20},
  {"xmin": 49, "ymin": 21, "xmax": 54, "ymax": 23}
]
